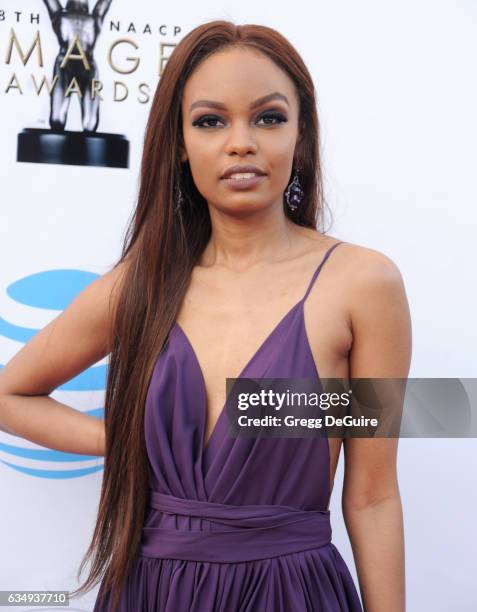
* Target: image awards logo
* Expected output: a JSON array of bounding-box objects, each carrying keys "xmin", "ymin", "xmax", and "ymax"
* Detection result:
[{"xmin": 16, "ymin": 0, "xmax": 129, "ymax": 168}]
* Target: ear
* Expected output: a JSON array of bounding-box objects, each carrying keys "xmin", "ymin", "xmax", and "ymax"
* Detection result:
[
  {"xmin": 296, "ymin": 119, "xmax": 305, "ymax": 145},
  {"xmin": 293, "ymin": 122, "xmax": 305, "ymax": 166},
  {"xmin": 178, "ymin": 145, "xmax": 188, "ymax": 164},
  {"xmin": 177, "ymin": 134, "xmax": 188, "ymax": 163}
]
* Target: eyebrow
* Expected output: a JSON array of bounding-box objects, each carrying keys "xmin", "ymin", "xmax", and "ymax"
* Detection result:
[{"xmin": 189, "ymin": 92, "xmax": 290, "ymax": 114}]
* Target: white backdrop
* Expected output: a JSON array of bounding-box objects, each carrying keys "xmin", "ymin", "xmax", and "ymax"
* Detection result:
[{"xmin": 1, "ymin": 1, "xmax": 476, "ymax": 610}]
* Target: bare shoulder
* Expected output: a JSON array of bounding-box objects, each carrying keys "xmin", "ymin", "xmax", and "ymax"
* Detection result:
[
  {"xmin": 318, "ymin": 240, "xmax": 407, "ymax": 310},
  {"xmin": 327, "ymin": 239, "xmax": 404, "ymax": 281},
  {"xmin": 0, "ymin": 256, "xmax": 132, "ymax": 397},
  {"xmin": 303, "ymin": 236, "xmax": 405, "ymax": 299},
  {"xmin": 336, "ymin": 241, "xmax": 408, "ymax": 311},
  {"xmin": 68, "ymin": 254, "xmax": 133, "ymax": 353},
  {"xmin": 333, "ymin": 240, "xmax": 412, "ymax": 377},
  {"xmin": 299, "ymin": 230, "xmax": 402, "ymax": 277}
]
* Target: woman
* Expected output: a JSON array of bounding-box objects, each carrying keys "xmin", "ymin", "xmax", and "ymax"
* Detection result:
[{"xmin": 0, "ymin": 20, "xmax": 410, "ymax": 612}]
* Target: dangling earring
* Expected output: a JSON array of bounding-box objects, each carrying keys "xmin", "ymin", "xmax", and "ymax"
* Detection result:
[
  {"xmin": 285, "ymin": 163, "xmax": 304, "ymax": 211},
  {"xmin": 173, "ymin": 182, "xmax": 184, "ymax": 215}
]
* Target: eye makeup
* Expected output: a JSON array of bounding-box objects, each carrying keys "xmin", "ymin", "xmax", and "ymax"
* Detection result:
[{"xmin": 191, "ymin": 110, "xmax": 288, "ymax": 129}]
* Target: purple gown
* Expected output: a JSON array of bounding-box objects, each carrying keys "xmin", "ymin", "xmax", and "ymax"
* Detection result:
[{"xmin": 93, "ymin": 240, "xmax": 363, "ymax": 611}]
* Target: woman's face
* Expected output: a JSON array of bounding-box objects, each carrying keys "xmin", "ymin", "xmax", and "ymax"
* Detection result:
[{"xmin": 180, "ymin": 46, "xmax": 302, "ymax": 214}]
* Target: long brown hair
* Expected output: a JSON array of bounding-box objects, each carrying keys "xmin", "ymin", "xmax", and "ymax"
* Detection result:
[{"xmin": 70, "ymin": 19, "xmax": 332, "ymax": 611}]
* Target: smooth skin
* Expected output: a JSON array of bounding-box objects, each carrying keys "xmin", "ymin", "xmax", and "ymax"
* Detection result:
[{"xmin": 0, "ymin": 47, "xmax": 411, "ymax": 611}]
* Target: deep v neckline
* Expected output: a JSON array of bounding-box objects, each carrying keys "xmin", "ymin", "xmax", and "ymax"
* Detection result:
[
  {"xmin": 172, "ymin": 240, "xmax": 344, "ymax": 456},
  {"xmin": 174, "ymin": 298, "xmax": 304, "ymax": 454}
]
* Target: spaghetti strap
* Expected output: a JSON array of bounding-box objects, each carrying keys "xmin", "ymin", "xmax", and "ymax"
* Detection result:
[{"xmin": 302, "ymin": 241, "xmax": 345, "ymax": 301}]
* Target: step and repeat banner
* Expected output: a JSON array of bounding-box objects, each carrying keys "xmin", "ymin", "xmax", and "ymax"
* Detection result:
[{"xmin": 1, "ymin": 1, "xmax": 475, "ymax": 611}]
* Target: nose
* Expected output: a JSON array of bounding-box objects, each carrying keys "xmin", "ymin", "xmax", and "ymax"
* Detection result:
[{"xmin": 224, "ymin": 121, "xmax": 258, "ymax": 156}]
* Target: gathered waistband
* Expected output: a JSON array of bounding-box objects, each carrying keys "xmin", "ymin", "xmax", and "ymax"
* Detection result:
[{"xmin": 138, "ymin": 490, "xmax": 332, "ymax": 563}]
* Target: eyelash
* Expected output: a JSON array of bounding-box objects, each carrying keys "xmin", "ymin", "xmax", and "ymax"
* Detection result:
[{"xmin": 192, "ymin": 111, "xmax": 288, "ymax": 129}]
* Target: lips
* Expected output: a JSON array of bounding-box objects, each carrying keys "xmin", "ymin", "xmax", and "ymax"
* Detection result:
[
  {"xmin": 221, "ymin": 165, "xmax": 266, "ymax": 179},
  {"xmin": 220, "ymin": 174, "xmax": 267, "ymax": 190}
]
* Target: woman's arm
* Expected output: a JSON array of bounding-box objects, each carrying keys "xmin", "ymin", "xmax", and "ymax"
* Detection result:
[
  {"xmin": 342, "ymin": 248, "xmax": 412, "ymax": 612},
  {"xmin": 0, "ymin": 261, "xmax": 127, "ymax": 457}
]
